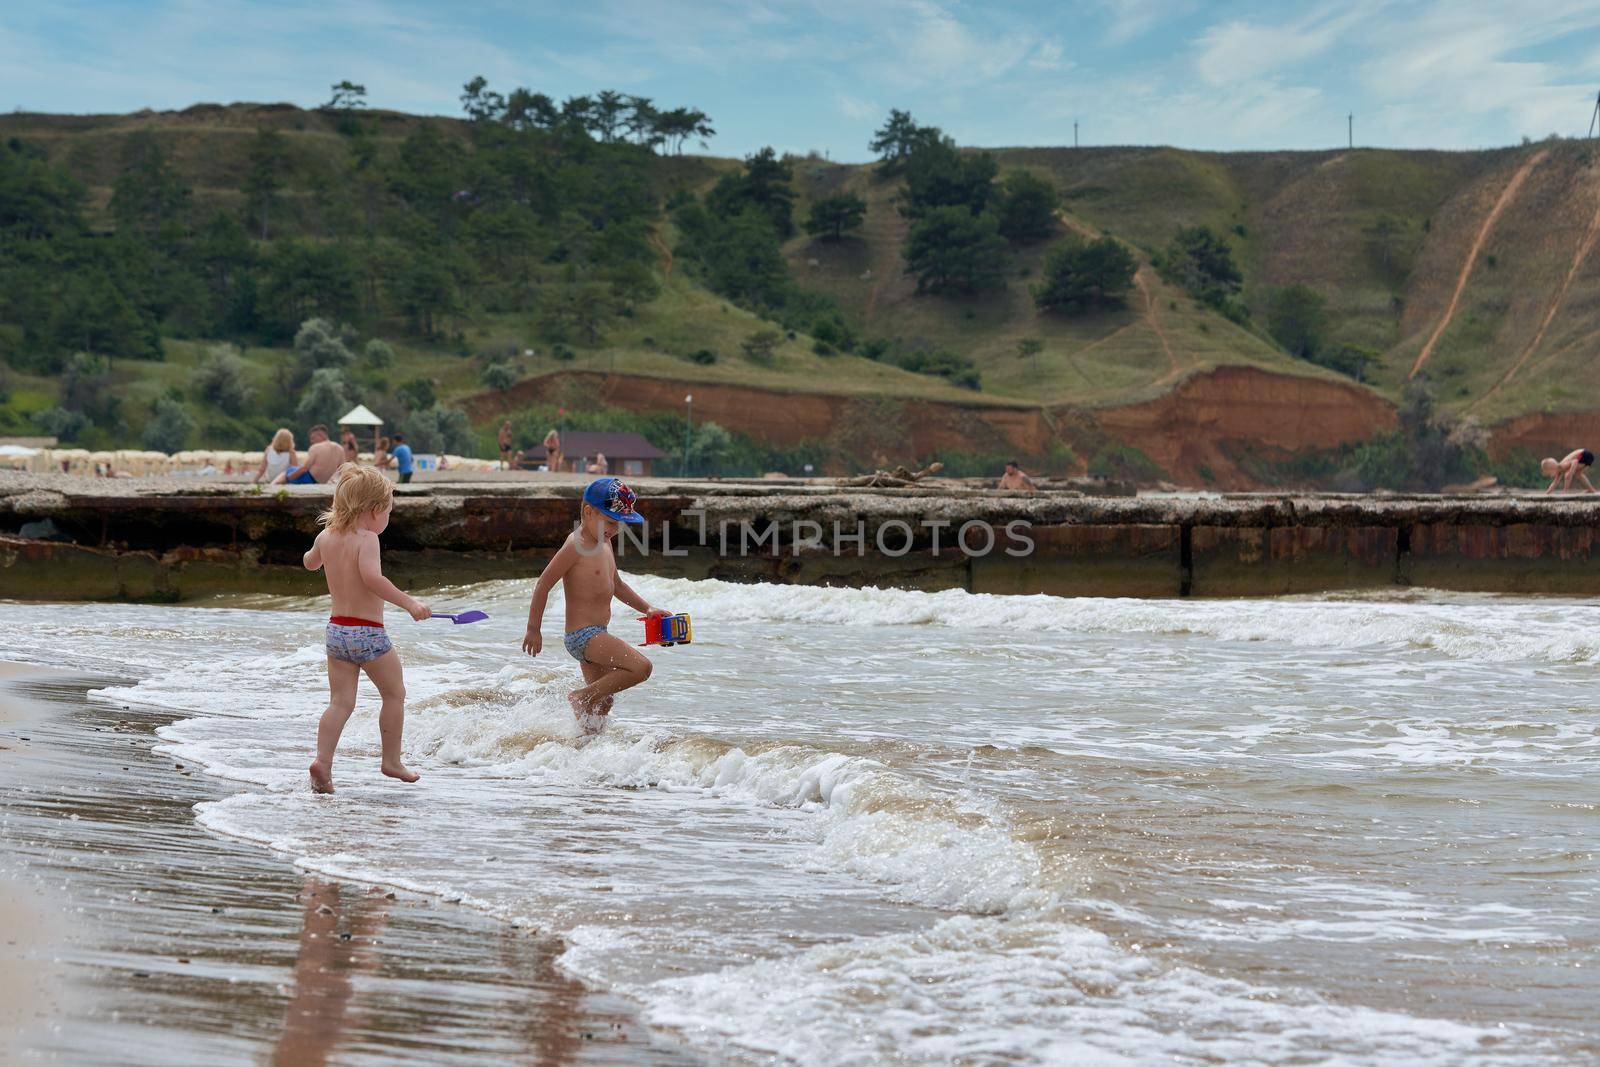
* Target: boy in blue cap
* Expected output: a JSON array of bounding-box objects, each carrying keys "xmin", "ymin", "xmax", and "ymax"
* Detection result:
[{"xmin": 521, "ymin": 477, "xmax": 671, "ymax": 735}]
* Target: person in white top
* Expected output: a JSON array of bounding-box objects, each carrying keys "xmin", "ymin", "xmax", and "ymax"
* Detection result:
[{"xmin": 255, "ymin": 428, "xmax": 297, "ymax": 485}]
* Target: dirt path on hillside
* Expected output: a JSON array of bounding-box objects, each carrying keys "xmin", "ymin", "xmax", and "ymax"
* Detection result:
[
  {"xmin": 1408, "ymin": 149, "xmax": 1548, "ymax": 380},
  {"xmin": 1135, "ymin": 268, "xmax": 1183, "ymax": 384},
  {"xmin": 649, "ymin": 230, "xmax": 674, "ymax": 279},
  {"xmin": 1472, "ymin": 178, "xmax": 1600, "ymax": 410}
]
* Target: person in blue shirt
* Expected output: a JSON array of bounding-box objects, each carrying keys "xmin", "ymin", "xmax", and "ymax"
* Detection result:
[{"xmin": 390, "ymin": 434, "xmax": 415, "ymax": 484}]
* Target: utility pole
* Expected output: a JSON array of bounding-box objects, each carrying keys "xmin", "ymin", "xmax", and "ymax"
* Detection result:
[
  {"xmin": 683, "ymin": 394, "xmax": 693, "ymax": 476},
  {"xmin": 1348, "ymin": 112, "xmax": 1353, "ymax": 149},
  {"xmin": 1589, "ymin": 91, "xmax": 1600, "ymax": 139},
  {"xmin": 1074, "ymin": 120, "xmax": 1079, "ymax": 148}
]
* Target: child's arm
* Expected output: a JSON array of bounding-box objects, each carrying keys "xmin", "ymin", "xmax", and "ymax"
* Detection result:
[
  {"xmin": 1581, "ymin": 471, "xmax": 1598, "ymax": 494},
  {"xmin": 303, "ymin": 533, "xmax": 324, "ymax": 571},
  {"xmin": 522, "ymin": 540, "xmax": 579, "ymax": 655},
  {"xmin": 613, "ymin": 570, "xmax": 665, "ymax": 617},
  {"xmin": 357, "ymin": 534, "xmax": 431, "ymax": 620}
]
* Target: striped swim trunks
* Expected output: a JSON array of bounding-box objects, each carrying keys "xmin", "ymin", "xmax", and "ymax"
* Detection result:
[
  {"xmin": 563, "ymin": 624, "xmax": 606, "ymax": 663},
  {"xmin": 325, "ymin": 616, "xmax": 393, "ymax": 664}
]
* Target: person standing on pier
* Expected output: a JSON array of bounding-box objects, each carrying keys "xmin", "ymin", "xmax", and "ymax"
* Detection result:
[
  {"xmin": 498, "ymin": 421, "xmax": 514, "ymax": 470},
  {"xmin": 998, "ymin": 460, "xmax": 1037, "ymax": 491},
  {"xmin": 1541, "ymin": 449, "xmax": 1596, "ymax": 494},
  {"xmin": 390, "ymin": 435, "xmax": 415, "ymax": 485},
  {"xmin": 543, "ymin": 428, "xmax": 563, "ymax": 474}
]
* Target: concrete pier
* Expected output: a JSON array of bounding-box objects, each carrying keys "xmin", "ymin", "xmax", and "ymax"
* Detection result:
[{"xmin": 2, "ymin": 472, "xmax": 1597, "ymax": 601}]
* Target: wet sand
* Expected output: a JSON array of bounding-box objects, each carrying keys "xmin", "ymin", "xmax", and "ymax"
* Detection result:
[{"xmin": 0, "ymin": 666, "xmax": 699, "ymax": 1065}]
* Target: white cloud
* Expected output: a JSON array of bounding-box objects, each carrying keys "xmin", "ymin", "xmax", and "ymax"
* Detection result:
[
  {"xmin": 1029, "ymin": 39, "xmax": 1069, "ymax": 71},
  {"xmin": 1355, "ymin": 0, "xmax": 1600, "ymax": 145},
  {"xmin": 1100, "ymin": 0, "xmax": 1192, "ymax": 45},
  {"xmin": 836, "ymin": 92, "xmax": 879, "ymax": 120},
  {"xmin": 1193, "ymin": 2, "xmax": 1369, "ymax": 88}
]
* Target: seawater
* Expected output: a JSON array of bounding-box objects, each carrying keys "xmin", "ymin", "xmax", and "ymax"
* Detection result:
[{"xmin": 3, "ymin": 579, "xmax": 1596, "ymax": 1065}]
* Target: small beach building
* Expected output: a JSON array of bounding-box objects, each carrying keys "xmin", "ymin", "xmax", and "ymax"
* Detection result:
[
  {"xmin": 528, "ymin": 431, "xmax": 667, "ymax": 476},
  {"xmin": 337, "ymin": 404, "xmax": 384, "ymax": 454}
]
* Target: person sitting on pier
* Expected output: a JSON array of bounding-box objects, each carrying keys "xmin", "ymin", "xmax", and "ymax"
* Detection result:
[
  {"xmin": 277, "ymin": 425, "xmax": 346, "ymax": 485},
  {"xmin": 998, "ymin": 460, "xmax": 1037, "ymax": 492},
  {"xmin": 1541, "ymin": 449, "xmax": 1596, "ymax": 494}
]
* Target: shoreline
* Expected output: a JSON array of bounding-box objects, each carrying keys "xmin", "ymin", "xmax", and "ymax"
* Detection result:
[{"xmin": 0, "ymin": 662, "xmax": 699, "ymax": 1065}]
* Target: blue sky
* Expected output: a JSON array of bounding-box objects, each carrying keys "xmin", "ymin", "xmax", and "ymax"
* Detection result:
[{"xmin": 2, "ymin": 0, "xmax": 1598, "ymax": 159}]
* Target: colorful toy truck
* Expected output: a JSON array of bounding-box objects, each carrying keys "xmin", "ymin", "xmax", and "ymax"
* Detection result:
[{"xmin": 640, "ymin": 612, "xmax": 693, "ymax": 647}]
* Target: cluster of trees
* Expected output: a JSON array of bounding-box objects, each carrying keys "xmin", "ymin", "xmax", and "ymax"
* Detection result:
[
  {"xmin": 1266, "ymin": 283, "xmax": 1377, "ymax": 381},
  {"xmin": 27, "ymin": 313, "xmax": 476, "ymax": 452},
  {"xmin": 1, "ymin": 75, "xmax": 716, "ymax": 386},
  {"xmin": 1157, "ymin": 226, "xmax": 1246, "ymax": 322},
  {"xmin": 869, "ymin": 110, "xmax": 1059, "ymax": 295}
]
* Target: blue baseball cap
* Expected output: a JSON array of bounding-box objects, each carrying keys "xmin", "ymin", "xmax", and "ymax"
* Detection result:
[{"xmin": 582, "ymin": 477, "xmax": 644, "ymax": 524}]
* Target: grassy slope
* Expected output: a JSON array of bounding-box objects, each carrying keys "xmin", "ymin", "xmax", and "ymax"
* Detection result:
[
  {"xmin": 4, "ymin": 105, "xmax": 1595, "ymax": 452},
  {"xmin": 996, "ymin": 141, "xmax": 1600, "ymax": 422},
  {"xmin": 783, "ymin": 156, "xmax": 1330, "ymax": 409}
]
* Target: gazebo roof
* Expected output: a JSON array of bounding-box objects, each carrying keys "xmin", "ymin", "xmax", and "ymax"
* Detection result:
[{"xmin": 338, "ymin": 404, "xmax": 384, "ymax": 427}]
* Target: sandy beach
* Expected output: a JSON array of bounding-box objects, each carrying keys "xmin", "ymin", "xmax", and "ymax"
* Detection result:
[{"xmin": 0, "ymin": 664, "xmax": 698, "ymax": 1065}]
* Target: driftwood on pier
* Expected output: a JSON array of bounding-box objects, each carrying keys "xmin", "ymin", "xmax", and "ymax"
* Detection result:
[{"xmin": 837, "ymin": 462, "xmax": 944, "ymax": 489}]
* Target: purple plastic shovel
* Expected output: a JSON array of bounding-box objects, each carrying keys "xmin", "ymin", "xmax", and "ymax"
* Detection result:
[{"xmin": 433, "ymin": 610, "xmax": 489, "ymax": 624}]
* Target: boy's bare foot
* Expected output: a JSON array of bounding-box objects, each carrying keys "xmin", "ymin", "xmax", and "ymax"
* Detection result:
[
  {"xmin": 381, "ymin": 761, "xmax": 421, "ymax": 783},
  {"xmin": 309, "ymin": 759, "xmax": 334, "ymax": 794}
]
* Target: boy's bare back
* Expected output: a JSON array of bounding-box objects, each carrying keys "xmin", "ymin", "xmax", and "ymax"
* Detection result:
[{"xmin": 312, "ymin": 527, "xmax": 390, "ymax": 621}]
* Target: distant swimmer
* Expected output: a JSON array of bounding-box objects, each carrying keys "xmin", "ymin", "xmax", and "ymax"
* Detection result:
[
  {"xmin": 303, "ymin": 464, "xmax": 432, "ymax": 794},
  {"xmin": 520, "ymin": 477, "xmax": 673, "ymax": 736},
  {"xmin": 998, "ymin": 460, "xmax": 1037, "ymax": 492},
  {"xmin": 1541, "ymin": 449, "xmax": 1596, "ymax": 494}
]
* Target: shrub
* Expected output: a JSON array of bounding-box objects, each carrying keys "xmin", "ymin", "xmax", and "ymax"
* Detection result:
[
  {"xmin": 142, "ymin": 395, "xmax": 195, "ymax": 453},
  {"xmin": 363, "ymin": 339, "xmax": 395, "ymax": 368},
  {"xmin": 896, "ymin": 348, "xmax": 981, "ymax": 390},
  {"xmin": 859, "ymin": 338, "xmax": 891, "ymax": 361},
  {"xmin": 481, "ymin": 362, "xmax": 518, "ymax": 391},
  {"xmin": 903, "ymin": 206, "xmax": 1008, "ymax": 295},
  {"xmin": 31, "ymin": 407, "xmax": 89, "ymax": 442},
  {"xmin": 1160, "ymin": 226, "xmax": 1244, "ymax": 316},
  {"xmin": 403, "ymin": 405, "xmax": 475, "ymax": 454},
  {"xmin": 293, "ymin": 317, "xmax": 354, "ymax": 372},
  {"xmin": 804, "ymin": 193, "xmax": 867, "ymax": 240},
  {"xmin": 741, "ymin": 329, "xmax": 782, "ymax": 365},
  {"xmin": 551, "ymin": 343, "xmax": 575, "ymax": 362},
  {"xmin": 1311, "ymin": 343, "xmax": 1379, "ymax": 382},
  {"xmin": 396, "ymin": 377, "xmax": 436, "ymax": 411},
  {"xmin": 994, "ymin": 171, "xmax": 1059, "ymax": 243},
  {"xmin": 195, "ymin": 344, "xmax": 253, "ymax": 414},
  {"xmin": 296, "ymin": 368, "xmax": 353, "ymax": 429},
  {"xmin": 1033, "ymin": 237, "xmax": 1137, "ymax": 315},
  {"xmin": 1266, "ymin": 284, "xmax": 1327, "ymax": 359},
  {"xmin": 685, "ymin": 348, "xmax": 717, "ymax": 365}
]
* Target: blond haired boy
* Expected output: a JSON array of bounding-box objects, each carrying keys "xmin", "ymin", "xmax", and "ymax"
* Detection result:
[{"xmin": 303, "ymin": 463, "xmax": 431, "ymax": 793}]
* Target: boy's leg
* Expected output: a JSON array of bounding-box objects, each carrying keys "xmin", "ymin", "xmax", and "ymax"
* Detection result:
[
  {"xmin": 578, "ymin": 661, "xmax": 616, "ymax": 713},
  {"xmin": 569, "ymin": 633, "xmax": 652, "ymax": 716},
  {"xmin": 361, "ymin": 651, "xmax": 419, "ymax": 783},
  {"xmin": 310, "ymin": 657, "xmax": 361, "ymax": 793}
]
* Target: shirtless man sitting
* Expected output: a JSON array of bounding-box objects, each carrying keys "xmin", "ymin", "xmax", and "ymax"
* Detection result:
[
  {"xmin": 1541, "ymin": 449, "xmax": 1597, "ymax": 494},
  {"xmin": 998, "ymin": 460, "xmax": 1037, "ymax": 492},
  {"xmin": 277, "ymin": 425, "xmax": 348, "ymax": 485}
]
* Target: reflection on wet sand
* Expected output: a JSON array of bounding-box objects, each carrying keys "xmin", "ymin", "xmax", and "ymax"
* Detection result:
[
  {"xmin": 272, "ymin": 879, "xmax": 390, "ymax": 1067},
  {"xmin": 0, "ymin": 676, "xmax": 699, "ymax": 1065}
]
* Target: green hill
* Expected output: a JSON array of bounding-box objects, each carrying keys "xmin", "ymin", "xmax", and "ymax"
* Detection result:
[{"xmin": 2, "ymin": 98, "xmax": 1595, "ymax": 481}]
